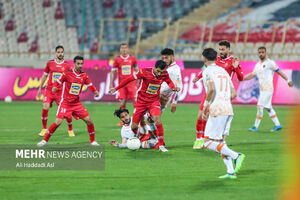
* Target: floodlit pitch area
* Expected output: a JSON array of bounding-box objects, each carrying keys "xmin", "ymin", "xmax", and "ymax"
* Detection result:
[{"xmin": 0, "ymin": 102, "xmax": 291, "ymax": 200}]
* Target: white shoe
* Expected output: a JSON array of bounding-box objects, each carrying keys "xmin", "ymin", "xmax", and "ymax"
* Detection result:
[
  {"xmin": 91, "ymin": 141, "xmax": 100, "ymax": 146},
  {"xmin": 37, "ymin": 140, "xmax": 47, "ymax": 147},
  {"xmin": 159, "ymin": 145, "xmax": 168, "ymax": 152}
]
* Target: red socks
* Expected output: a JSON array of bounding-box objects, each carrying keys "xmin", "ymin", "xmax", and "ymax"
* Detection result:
[
  {"xmin": 66, "ymin": 117, "xmax": 73, "ymax": 131},
  {"xmin": 43, "ymin": 123, "xmax": 59, "ymax": 142},
  {"xmin": 156, "ymin": 123, "xmax": 164, "ymax": 146},
  {"xmin": 196, "ymin": 119, "xmax": 206, "ymax": 139},
  {"xmin": 87, "ymin": 123, "xmax": 95, "ymax": 143},
  {"xmin": 41, "ymin": 109, "xmax": 48, "ymax": 129}
]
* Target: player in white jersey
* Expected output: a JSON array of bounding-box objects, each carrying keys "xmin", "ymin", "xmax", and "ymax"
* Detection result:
[
  {"xmin": 243, "ymin": 46, "xmax": 293, "ymax": 132},
  {"xmin": 159, "ymin": 48, "xmax": 183, "ymax": 113},
  {"xmin": 110, "ymin": 108, "xmax": 158, "ymax": 149},
  {"xmin": 201, "ymin": 48, "xmax": 245, "ymax": 179}
]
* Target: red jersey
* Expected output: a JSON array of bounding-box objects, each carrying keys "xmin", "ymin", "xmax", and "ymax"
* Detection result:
[
  {"xmin": 112, "ymin": 55, "xmax": 138, "ymax": 82},
  {"xmin": 197, "ymin": 55, "xmax": 243, "ymax": 81},
  {"xmin": 216, "ymin": 55, "xmax": 243, "ymax": 81},
  {"xmin": 44, "ymin": 59, "xmax": 72, "ymax": 92},
  {"xmin": 116, "ymin": 68, "xmax": 175, "ymax": 103},
  {"xmin": 54, "ymin": 69, "xmax": 96, "ymax": 104}
]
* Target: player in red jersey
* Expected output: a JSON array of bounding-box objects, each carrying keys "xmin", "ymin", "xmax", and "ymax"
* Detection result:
[
  {"xmin": 109, "ymin": 43, "xmax": 138, "ymax": 125},
  {"xmin": 193, "ymin": 40, "xmax": 244, "ymax": 149},
  {"xmin": 109, "ymin": 60, "xmax": 180, "ymax": 152},
  {"xmin": 37, "ymin": 56, "xmax": 100, "ymax": 147},
  {"xmin": 36, "ymin": 45, "xmax": 75, "ymax": 137}
]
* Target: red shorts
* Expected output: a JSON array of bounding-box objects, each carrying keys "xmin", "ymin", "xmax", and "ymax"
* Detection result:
[
  {"xmin": 132, "ymin": 100, "xmax": 161, "ymax": 124},
  {"xmin": 116, "ymin": 82, "xmax": 136, "ymax": 100},
  {"xmin": 56, "ymin": 102, "xmax": 89, "ymax": 120},
  {"xmin": 43, "ymin": 89, "xmax": 62, "ymax": 107},
  {"xmin": 199, "ymin": 93, "xmax": 207, "ymax": 111}
]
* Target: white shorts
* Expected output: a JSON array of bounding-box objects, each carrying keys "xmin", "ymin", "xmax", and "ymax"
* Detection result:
[
  {"xmin": 160, "ymin": 82, "xmax": 174, "ymax": 102},
  {"xmin": 258, "ymin": 91, "xmax": 273, "ymax": 109},
  {"xmin": 204, "ymin": 115, "xmax": 233, "ymax": 140}
]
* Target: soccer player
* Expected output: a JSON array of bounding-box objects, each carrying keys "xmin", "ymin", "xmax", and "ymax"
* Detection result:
[
  {"xmin": 37, "ymin": 56, "xmax": 100, "ymax": 147},
  {"xmin": 192, "ymin": 40, "xmax": 243, "ymax": 149},
  {"xmin": 109, "ymin": 60, "xmax": 180, "ymax": 152},
  {"xmin": 243, "ymin": 46, "xmax": 293, "ymax": 132},
  {"xmin": 109, "ymin": 108, "xmax": 158, "ymax": 149},
  {"xmin": 109, "ymin": 43, "xmax": 139, "ymax": 123},
  {"xmin": 36, "ymin": 45, "xmax": 75, "ymax": 137},
  {"xmin": 201, "ymin": 48, "xmax": 245, "ymax": 179},
  {"xmin": 160, "ymin": 48, "xmax": 183, "ymax": 113}
]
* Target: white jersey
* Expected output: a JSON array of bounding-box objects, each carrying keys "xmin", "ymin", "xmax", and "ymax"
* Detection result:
[
  {"xmin": 203, "ymin": 63, "xmax": 233, "ymax": 117},
  {"xmin": 160, "ymin": 62, "xmax": 183, "ymax": 104},
  {"xmin": 121, "ymin": 120, "xmax": 135, "ymax": 139},
  {"xmin": 253, "ymin": 58, "xmax": 278, "ymax": 92}
]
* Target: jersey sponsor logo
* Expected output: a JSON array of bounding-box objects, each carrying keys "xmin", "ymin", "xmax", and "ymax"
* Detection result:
[
  {"xmin": 52, "ymin": 72, "xmax": 62, "ymax": 83},
  {"xmin": 146, "ymin": 84, "xmax": 160, "ymax": 94},
  {"xmin": 121, "ymin": 65, "xmax": 131, "ymax": 75},
  {"xmin": 69, "ymin": 83, "xmax": 81, "ymax": 95}
]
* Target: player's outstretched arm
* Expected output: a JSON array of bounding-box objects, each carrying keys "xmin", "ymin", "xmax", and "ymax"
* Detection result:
[
  {"xmin": 36, "ymin": 74, "xmax": 48, "ymax": 99},
  {"xmin": 277, "ymin": 70, "xmax": 293, "ymax": 87},
  {"xmin": 109, "ymin": 75, "xmax": 137, "ymax": 94},
  {"xmin": 243, "ymin": 72, "xmax": 256, "ymax": 81}
]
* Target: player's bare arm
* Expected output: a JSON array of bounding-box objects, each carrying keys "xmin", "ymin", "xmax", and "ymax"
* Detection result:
[
  {"xmin": 243, "ymin": 72, "xmax": 256, "ymax": 80},
  {"xmin": 230, "ymin": 81, "xmax": 237, "ymax": 100},
  {"xmin": 276, "ymin": 70, "xmax": 294, "ymax": 87},
  {"xmin": 109, "ymin": 69, "xmax": 116, "ymax": 89},
  {"xmin": 202, "ymin": 80, "xmax": 214, "ymax": 120},
  {"xmin": 232, "ymin": 57, "xmax": 240, "ymax": 69},
  {"xmin": 36, "ymin": 74, "xmax": 48, "ymax": 99}
]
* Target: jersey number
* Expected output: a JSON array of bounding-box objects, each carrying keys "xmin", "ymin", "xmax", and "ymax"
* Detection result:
[{"xmin": 217, "ymin": 75, "xmax": 228, "ymax": 92}]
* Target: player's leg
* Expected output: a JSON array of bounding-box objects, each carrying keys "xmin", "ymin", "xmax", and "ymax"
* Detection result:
[
  {"xmin": 81, "ymin": 115, "xmax": 99, "ymax": 146},
  {"xmin": 37, "ymin": 117, "xmax": 63, "ymax": 146},
  {"xmin": 39, "ymin": 102, "xmax": 50, "ymax": 136},
  {"xmin": 65, "ymin": 117, "xmax": 75, "ymax": 136},
  {"xmin": 266, "ymin": 106, "xmax": 282, "ymax": 132},
  {"xmin": 159, "ymin": 95, "xmax": 170, "ymax": 114},
  {"xmin": 193, "ymin": 97, "xmax": 207, "ymax": 149},
  {"xmin": 249, "ymin": 105, "xmax": 263, "ymax": 131},
  {"xmin": 204, "ymin": 115, "xmax": 244, "ymax": 177},
  {"xmin": 149, "ymin": 101, "xmax": 168, "ymax": 152}
]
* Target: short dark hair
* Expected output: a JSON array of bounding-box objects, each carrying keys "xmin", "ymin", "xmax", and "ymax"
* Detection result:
[
  {"xmin": 218, "ymin": 40, "xmax": 230, "ymax": 48},
  {"xmin": 258, "ymin": 46, "xmax": 267, "ymax": 51},
  {"xmin": 114, "ymin": 108, "xmax": 129, "ymax": 118},
  {"xmin": 202, "ymin": 48, "xmax": 217, "ymax": 61},
  {"xmin": 55, "ymin": 45, "xmax": 64, "ymax": 51},
  {"xmin": 120, "ymin": 43, "xmax": 128, "ymax": 48},
  {"xmin": 160, "ymin": 48, "xmax": 174, "ymax": 55},
  {"xmin": 155, "ymin": 60, "xmax": 167, "ymax": 70},
  {"xmin": 73, "ymin": 56, "xmax": 84, "ymax": 63}
]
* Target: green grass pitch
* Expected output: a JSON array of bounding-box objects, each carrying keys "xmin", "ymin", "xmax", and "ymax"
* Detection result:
[{"xmin": 0, "ymin": 102, "xmax": 291, "ymax": 200}]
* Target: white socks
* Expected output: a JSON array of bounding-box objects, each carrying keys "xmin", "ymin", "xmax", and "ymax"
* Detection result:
[
  {"xmin": 267, "ymin": 108, "xmax": 280, "ymax": 126},
  {"xmin": 254, "ymin": 106, "xmax": 263, "ymax": 128},
  {"xmin": 222, "ymin": 155, "xmax": 234, "ymax": 174},
  {"xmin": 204, "ymin": 141, "xmax": 239, "ymax": 160}
]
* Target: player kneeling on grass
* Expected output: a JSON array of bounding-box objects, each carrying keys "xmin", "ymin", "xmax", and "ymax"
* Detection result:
[
  {"xmin": 201, "ymin": 48, "xmax": 245, "ymax": 179},
  {"xmin": 110, "ymin": 108, "xmax": 158, "ymax": 149},
  {"xmin": 37, "ymin": 56, "xmax": 100, "ymax": 147}
]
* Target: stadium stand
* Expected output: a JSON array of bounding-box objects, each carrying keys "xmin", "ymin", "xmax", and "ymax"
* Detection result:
[{"xmin": 0, "ymin": 0, "xmax": 299, "ymax": 61}]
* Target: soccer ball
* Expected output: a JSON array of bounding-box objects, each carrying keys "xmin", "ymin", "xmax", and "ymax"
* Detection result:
[
  {"xmin": 4, "ymin": 96, "xmax": 12, "ymax": 103},
  {"xmin": 127, "ymin": 137, "xmax": 141, "ymax": 150}
]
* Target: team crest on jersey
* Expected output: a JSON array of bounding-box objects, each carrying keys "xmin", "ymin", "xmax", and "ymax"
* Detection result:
[
  {"xmin": 69, "ymin": 83, "xmax": 81, "ymax": 95},
  {"xmin": 121, "ymin": 65, "xmax": 131, "ymax": 75},
  {"xmin": 146, "ymin": 84, "xmax": 160, "ymax": 94},
  {"xmin": 52, "ymin": 72, "xmax": 62, "ymax": 83}
]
